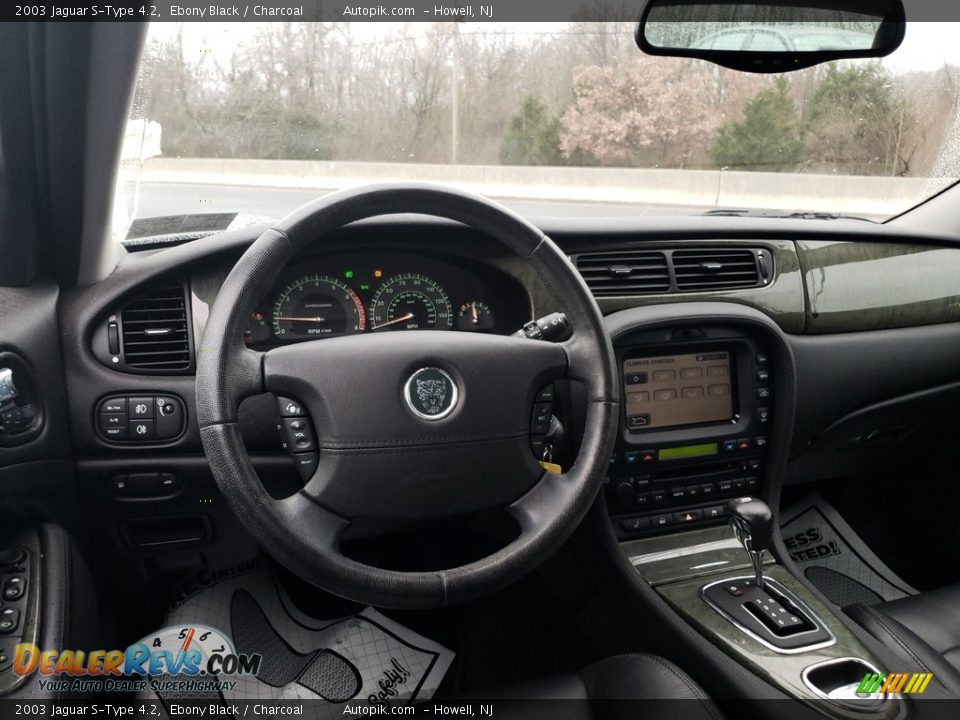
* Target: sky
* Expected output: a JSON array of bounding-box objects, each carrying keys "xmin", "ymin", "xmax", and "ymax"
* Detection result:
[{"xmin": 147, "ymin": 21, "xmax": 960, "ymax": 74}]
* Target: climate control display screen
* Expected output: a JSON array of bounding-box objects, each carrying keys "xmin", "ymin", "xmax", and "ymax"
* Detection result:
[{"xmin": 623, "ymin": 351, "xmax": 733, "ymax": 430}]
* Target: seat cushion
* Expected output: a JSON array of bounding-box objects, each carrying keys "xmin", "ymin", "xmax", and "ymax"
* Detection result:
[
  {"xmin": 846, "ymin": 583, "xmax": 960, "ymax": 695},
  {"xmin": 475, "ymin": 653, "xmax": 723, "ymax": 719}
]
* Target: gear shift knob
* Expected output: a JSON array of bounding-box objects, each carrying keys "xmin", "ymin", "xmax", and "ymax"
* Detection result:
[{"xmin": 725, "ymin": 497, "xmax": 773, "ymax": 590}]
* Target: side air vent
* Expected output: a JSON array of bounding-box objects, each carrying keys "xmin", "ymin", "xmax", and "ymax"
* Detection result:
[
  {"xmin": 119, "ymin": 284, "xmax": 193, "ymax": 372},
  {"xmin": 574, "ymin": 250, "xmax": 671, "ymax": 297},
  {"xmin": 672, "ymin": 248, "xmax": 762, "ymax": 291}
]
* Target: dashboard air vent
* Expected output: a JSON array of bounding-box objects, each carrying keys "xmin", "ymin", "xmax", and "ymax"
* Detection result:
[
  {"xmin": 672, "ymin": 249, "xmax": 761, "ymax": 291},
  {"xmin": 574, "ymin": 250, "xmax": 671, "ymax": 297},
  {"xmin": 120, "ymin": 284, "xmax": 192, "ymax": 372}
]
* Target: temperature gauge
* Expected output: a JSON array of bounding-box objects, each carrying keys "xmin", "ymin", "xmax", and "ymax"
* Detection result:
[{"xmin": 457, "ymin": 301, "xmax": 494, "ymax": 331}]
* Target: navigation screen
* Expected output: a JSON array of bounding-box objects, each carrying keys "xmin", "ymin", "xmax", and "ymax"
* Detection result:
[{"xmin": 623, "ymin": 351, "xmax": 733, "ymax": 430}]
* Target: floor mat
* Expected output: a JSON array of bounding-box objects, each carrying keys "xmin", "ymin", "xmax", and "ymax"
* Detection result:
[
  {"xmin": 780, "ymin": 493, "xmax": 917, "ymax": 606},
  {"xmin": 144, "ymin": 558, "xmax": 454, "ymax": 717}
]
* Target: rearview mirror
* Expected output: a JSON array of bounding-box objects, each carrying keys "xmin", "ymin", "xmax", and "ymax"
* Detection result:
[{"xmin": 636, "ymin": 0, "xmax": 905, "ymax": 73}]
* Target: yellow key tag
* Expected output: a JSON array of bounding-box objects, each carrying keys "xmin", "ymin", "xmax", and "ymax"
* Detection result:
[{"xmin": 539, "ymin": 460, "xmax": 562, "ymax": 475}]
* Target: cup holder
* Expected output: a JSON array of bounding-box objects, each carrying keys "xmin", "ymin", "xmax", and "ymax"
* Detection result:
[{"xmin": 802, "ymin": 658, "xmax": 892, "ymax": 711}]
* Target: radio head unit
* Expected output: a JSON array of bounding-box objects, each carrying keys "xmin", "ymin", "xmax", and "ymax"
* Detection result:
[{"xmin": 609, "ymin": 330, "xmax": 772, "ymax": 537}]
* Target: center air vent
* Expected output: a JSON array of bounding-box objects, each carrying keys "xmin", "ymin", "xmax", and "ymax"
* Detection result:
[
  {"xmin": 574, "ymin": 246, "xmax": 771, "ymax": 297},
  {"xmin": 574, "ymin": 250, "xmax": 670, "ymax": 297},
  {"xmin": 119, "ymin": 284, "xmax": 193, "ymax": 372},
  {"xmin": 672, "ymin": 249, "xmax": 762, "ymax": 291}
]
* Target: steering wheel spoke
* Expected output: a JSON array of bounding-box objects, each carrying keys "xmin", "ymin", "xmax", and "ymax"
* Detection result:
[{"xmin": 275, "ymin": 492, "xmax": 351, "ymax": 553}]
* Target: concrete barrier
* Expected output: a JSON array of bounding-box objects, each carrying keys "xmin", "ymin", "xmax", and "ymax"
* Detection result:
[{"xmin": 138, "ymin": 158, "xmax": 951, "ymax": 216}]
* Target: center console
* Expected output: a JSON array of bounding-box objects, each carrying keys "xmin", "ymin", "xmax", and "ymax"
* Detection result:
[
  {"xmin": 604, "ymin": 307, "xmax": 911, "ymax": 716},
  {"xmin": 606, "ymin": 326, "xmax": 772, "ymax": 537},
  {"xmin": 626, "ymin": 526, "xmax": 902, "ymax": 717}
]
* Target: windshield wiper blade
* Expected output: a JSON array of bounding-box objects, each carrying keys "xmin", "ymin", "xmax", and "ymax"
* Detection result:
[{"xmin": 703, "ymin": 208, "xmax": 873, "ymax": 221}]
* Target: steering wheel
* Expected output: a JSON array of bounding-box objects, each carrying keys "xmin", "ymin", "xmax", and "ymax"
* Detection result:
[{"xmin": 196, "ymin": 184, "xmax": 618, "ymax": 609}]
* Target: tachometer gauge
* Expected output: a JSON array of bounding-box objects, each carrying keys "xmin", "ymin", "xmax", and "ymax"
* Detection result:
[
  {"xmin": 369, "ymin": 273, "xmax": 453, "ymax": 331},
  {"xmin": 272, "ymin": 275, "xmax": 366, "ymax": 339},
  {"xmin": 457, "ymin": 301, "xmax": 494, "ymax": 331}
]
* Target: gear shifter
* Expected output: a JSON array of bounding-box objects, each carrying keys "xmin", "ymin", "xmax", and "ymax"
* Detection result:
[{"xmin": 726, "ymin": 497, "xmax": 772, "ymax": 590}]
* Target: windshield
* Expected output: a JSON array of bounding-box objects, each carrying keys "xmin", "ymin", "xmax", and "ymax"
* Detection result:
[{"xmin": 116, "ymin": 21, "xmax": 960, "ymax": 239}]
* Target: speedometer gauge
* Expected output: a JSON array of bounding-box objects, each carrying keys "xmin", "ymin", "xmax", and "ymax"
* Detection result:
[
  {"xmin": 272, "ymin": 275, "xmax": 366, "ymax": 339},
  {"xmin": 369, "ymin": 273, "xmax": 453, "ymax": 331}
]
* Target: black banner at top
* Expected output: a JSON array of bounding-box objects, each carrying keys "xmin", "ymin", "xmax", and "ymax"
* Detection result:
[{"xmin": 6, "ymin": 0, "xmax": 960, "ymax": 23}]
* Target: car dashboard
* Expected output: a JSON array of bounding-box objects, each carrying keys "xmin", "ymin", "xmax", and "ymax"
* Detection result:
[{"xmin": 49, "ymin": 214, "xmax": 960, "ymax": 555}]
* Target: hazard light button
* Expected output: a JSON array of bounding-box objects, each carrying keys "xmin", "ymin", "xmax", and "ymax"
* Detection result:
[{"xmin": 673, "ymin": 509, "xmax": 704, "ymax": 524}]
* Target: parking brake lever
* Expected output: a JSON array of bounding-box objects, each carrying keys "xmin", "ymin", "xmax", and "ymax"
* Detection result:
[{"xmin": 726, "ymin": 497, "xmax": 772, "ymax": 590}]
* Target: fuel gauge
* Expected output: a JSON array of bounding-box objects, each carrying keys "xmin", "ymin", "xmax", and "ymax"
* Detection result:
[{"xmin": 457, "ymin": 301, "xmax": 494, "ymax": 331}]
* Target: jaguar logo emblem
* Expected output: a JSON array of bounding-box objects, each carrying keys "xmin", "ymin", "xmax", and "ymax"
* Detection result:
[
  {"xmin": 404, "ymin": 367, "xmax": 458, "ymax": 420},
  {"xmin": 416, "ymin": 379, "xmax": 448, "ymax": 414}
]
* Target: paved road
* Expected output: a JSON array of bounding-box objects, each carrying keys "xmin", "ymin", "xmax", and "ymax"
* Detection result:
[{"xmin": 134, "ymin": 182, "xmax": 708, "ymax": 221}]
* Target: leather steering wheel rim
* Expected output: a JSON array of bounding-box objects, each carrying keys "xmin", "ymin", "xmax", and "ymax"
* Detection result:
[{"xmin": 196, "ymin": 183, "xmax": 618, "ymax": 609}]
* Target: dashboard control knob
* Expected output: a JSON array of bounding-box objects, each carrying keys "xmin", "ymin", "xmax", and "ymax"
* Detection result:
[{"xmin": 615, "ymin": 480, "xmax": 634, "ymax": 504}]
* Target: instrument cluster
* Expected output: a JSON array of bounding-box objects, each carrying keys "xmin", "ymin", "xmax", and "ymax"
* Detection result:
[{"xmin": 243, "ymin": 252, "xmax": 524, "ymax": 347}]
